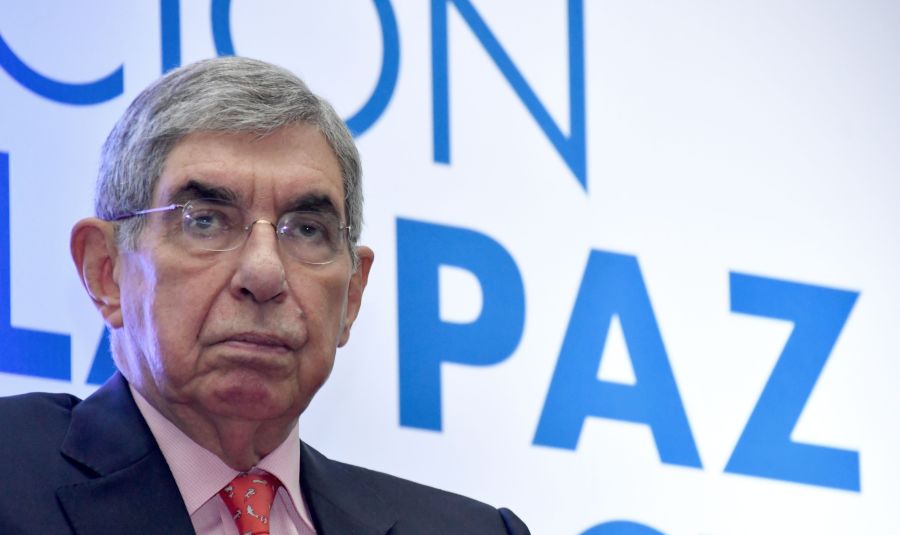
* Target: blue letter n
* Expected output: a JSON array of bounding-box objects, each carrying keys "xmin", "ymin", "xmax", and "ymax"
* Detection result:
[{"xmin": 432, "ymin": 0, "xmax": 587, "ymax": 189}]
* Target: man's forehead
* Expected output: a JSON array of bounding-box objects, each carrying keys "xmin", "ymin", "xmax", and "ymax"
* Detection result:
[{"xmin": 153, "ymin": 127, "xmax": 345, "ymax": 213}]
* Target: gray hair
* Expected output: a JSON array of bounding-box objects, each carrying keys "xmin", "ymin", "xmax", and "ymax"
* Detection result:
[{"xmin": 95, "ymin": 56, "xmax": 363, "ymax": 263}]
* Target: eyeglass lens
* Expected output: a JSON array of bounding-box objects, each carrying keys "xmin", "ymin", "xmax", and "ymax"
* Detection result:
[{"xmin": 180, "ymin": 199, "xmax": 346, "ymax": 264}]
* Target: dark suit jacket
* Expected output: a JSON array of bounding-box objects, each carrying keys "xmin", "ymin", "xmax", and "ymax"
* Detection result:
[{"xmin": 0, "ymin": 373, "xmax": 529, "ymax": 534}]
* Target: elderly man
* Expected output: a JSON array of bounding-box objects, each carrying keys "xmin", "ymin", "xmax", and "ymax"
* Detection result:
[{"xmin": 0, "ymin": 57, "xmax": 529, "ymax": 534}]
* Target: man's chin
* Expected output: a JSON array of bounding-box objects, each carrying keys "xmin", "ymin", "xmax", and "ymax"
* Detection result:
[{"xmin": 205, "ymin": 376, "xmax": 301, "ymax": 422}]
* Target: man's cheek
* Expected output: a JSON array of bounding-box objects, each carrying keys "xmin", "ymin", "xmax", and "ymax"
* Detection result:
[{"xmin": 148, "ymin": 303, "xmax": 199, "ymax": 379}]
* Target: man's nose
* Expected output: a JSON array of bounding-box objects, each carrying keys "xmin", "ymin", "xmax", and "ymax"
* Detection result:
[{"xmin": 230, "ymin": 220, "xmax": 287, "ymax": 303}]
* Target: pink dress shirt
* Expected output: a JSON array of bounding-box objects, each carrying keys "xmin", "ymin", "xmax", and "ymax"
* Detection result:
[{"xmin": 131, "ymin": 386, "xmax": 317, "ymax": 534}]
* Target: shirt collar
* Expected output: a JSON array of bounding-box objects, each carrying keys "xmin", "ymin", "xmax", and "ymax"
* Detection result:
[{"xmin": 130, "ymin": 385, "xmax": 315, "ymax": 528}]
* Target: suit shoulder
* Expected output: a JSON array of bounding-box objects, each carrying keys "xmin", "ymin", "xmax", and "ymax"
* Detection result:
[
  {"xmin": 0, "ymin": 390, "xmax": 80, "ymax": 419},
  {"xmin": 302, "ymin": 443, "xmax": 530, "ymax": 534},
  {"xmin": 0, "ymin": 391, "xmax": 80, "ymax": 445},
  {"xmin": 335, "ymin": 458, "xmax": 493, "ymax": 509}
]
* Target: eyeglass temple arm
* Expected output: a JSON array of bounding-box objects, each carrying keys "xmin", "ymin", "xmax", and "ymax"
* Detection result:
[{"xmin": 110, "ymin": 203, "xmax": 182, "ymax": 221}]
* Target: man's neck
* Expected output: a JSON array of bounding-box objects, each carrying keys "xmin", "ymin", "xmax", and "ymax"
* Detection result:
[{"xmin": 133, "ymin": 383, "xmax": 297, "ymax": 471}]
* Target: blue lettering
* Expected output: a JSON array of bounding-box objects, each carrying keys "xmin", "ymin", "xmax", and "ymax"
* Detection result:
[
  {"xmin": 346, "ymin": 0, "xmax": 400, "ymax": 136},
  {"xmin": 160, "ymin": 0, "xmax": 182, "ymax": 72},
  {"xmin": 86, "ymin": 329, "xmax": 115, "ymax": 385},
  {"xmin": 0, "ymin": 152, "xmax": 71, "ymax": 379},
  {"xmin": 0, "ymin": 31, "xmax": 123, "ymax": 105},
  {"xmin": 397, "ymin": 218, "xmax": 525, "ymax": 430},
  {"xmin": 431, "ymin": 0, "xmax": 587, "ymax": 189},
  {"xmin": 210, "ymin": 0, "xmax": 399, "ymax": 136},
  {"xmin": 726, "ymin": 272, "xmax": 860, "ymax": 491},
  {"xmin": 534, "ymin": 250, "xmax": 702, "ymax": 468},
  {"xmin": 582, "ymin": 520, "xmax": 666, "ymax": 535},
  {"xmin": 210, "ymin": 0, "xmax": 235, "ymax": 56}
]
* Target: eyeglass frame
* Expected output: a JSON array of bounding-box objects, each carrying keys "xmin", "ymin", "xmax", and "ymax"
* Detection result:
[{"xmin": 110, "ymin": 198, "xmax": 353, "ymax": 266}]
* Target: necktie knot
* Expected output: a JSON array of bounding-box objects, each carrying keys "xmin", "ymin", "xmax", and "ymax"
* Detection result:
[{"xmin": 219, "ymin": 472, "xmax": 282, "ymax": 535}]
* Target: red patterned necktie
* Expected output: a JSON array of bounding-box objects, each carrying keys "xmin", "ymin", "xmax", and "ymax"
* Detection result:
[{"xmin": 219, "ymin": 472, "xmax": 282, "ymax": 535}]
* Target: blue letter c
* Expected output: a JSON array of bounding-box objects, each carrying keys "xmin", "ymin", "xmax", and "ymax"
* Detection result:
[
  {"xmin": 0, "ymin": 32, "xmax": 123, "ymax": 105},
  {"xmin": 210, "ymin": 0, "xmax": 399, "ymax": 136}
]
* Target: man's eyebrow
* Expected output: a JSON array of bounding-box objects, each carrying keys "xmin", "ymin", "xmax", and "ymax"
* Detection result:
[
  {"xmin": 167, "ymin": 180, "xmax": 239, "ymax": 204},
  {"xmin": 287, "ymin": 194, "xmax": 341, "ymax": 218}
]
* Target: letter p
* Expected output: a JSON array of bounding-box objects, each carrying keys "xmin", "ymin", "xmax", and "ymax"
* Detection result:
[{"xmin": 397, "ymin": 218, "xmax": 525, "ymax": 430}]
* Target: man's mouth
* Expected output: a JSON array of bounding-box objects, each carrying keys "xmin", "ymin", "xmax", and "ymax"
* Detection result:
[{"xmin": 220, "ymin": 332, "xmax": 295, "ymax": 352}]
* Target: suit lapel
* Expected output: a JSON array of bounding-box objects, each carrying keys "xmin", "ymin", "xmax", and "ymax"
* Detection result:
[
  {"xmin": 300, "ymin": 442, "xmax": 397, "ymax": 535},
  {"xmin": 55, "ymin": 374, "xmax": 194, "ymax": 535},
  {"xmin": 54, "ymin": 374, "xmax": 395, "ymax": 534}
]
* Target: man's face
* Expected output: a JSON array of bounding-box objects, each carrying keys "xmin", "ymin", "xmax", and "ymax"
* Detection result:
[{"xmin": 113, "ymin": 124, "xmax": 371, "ymax": 426}]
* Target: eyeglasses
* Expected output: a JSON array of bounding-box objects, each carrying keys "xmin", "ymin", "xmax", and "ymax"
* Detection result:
[{"xmin": 112, "ymin": 198, "xmax": 351, "ymax": 265}]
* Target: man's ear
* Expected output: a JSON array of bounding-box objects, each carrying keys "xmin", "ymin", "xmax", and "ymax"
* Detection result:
[
  {"xmin": 338, "ymin": 246, "xmax": 374, "ymax": 347},
  {"xmin": 71, "ymin": 218, "xmax": 123, "ymax": 329}
]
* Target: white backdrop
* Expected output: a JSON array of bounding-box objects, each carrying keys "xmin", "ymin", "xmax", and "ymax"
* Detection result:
[{"xmin": 1, "ymin": 2, "xmax": 898, "ymax": 533}]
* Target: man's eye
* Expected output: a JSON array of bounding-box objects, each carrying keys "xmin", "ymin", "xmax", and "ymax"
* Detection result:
[
  {"xmin": 298, "ymin": 221, "xmax": 324, "ymax": 238},
  {"xmin": 281, "ymin": 213, "xmax": 334, "ymax": 245},
  {"xmin": 185, "ymin": 209, "xmax": 230, "ymax": 236},
  {"xmin": 290, "ymin": 219, "xmax": 326, "ymax": 239}
]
